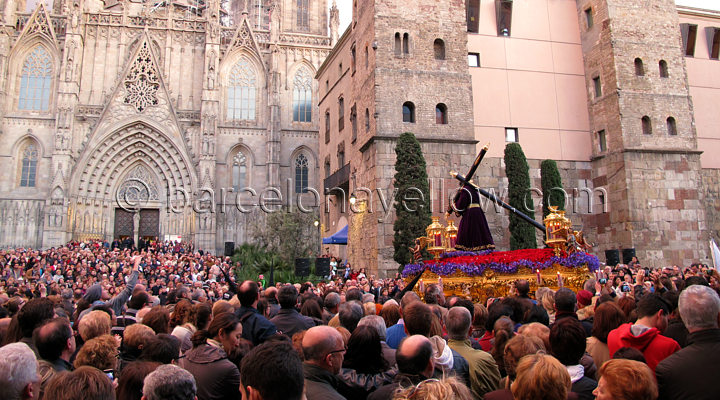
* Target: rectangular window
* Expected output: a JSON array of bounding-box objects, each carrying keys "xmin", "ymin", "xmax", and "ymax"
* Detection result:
[
  {"xmin": 324, "ymin": 111, "xmax": 330, "ymax": 144},
  {"xmin": 467, "ymin": 0, "xmax": 480, "ymax": 33},
  {"xmin": 338, "ymin": 63, "xmax": 343, "ymax": 79},
  {"xmin": 598, "ymin": 130, "xmax": 606, "ymax": 152},
  {"xmin": 351, "ymin": 43, "xmax": 357, "ymax": 74},
  {"xmin": 468, "ymin": 53, "xmax": 480, "ymax": 67},
  {"xmin": 296, "ymin": 0, "xmax": 309, "ymax": 31},
  {"xmin": 505, "ymin": 127, "xmax": 518, "ymax": 143},
  {"xmin": 338, "ymin": 150, "xmax": 345, "ymax": 168},
  {"xmin": 593, "ymin": 76, "xmax": 602, "ymax": 98},
  {"xmin": 680, "ymin": 23, "xmax": 698, "ymax": 57},
  {"xmin": 495, "ymin": 0, "xmax": 513, "ymax": 36},
  {"xmin": 351, "ymin": 104, "xmax": 357, "ymax": 142},
  {"xmin": 338, "ymin": 97, "xmax": 344, "ymax": 131},
  {"xmin": 708, "ymin": 27, "xmax": 720, "ymax": 59},
  {"xmin": 584, "ymin": 8, "xmax": 593, "ymax": 29}
]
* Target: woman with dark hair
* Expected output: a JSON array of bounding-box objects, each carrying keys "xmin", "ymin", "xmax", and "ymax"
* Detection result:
[
  {"xmin": 616, "ymin": 296, "xmax": 636, "ymax": 323},
  {"xmin": 116, "ymin": 361, "xmax": 160, "ymax": 400},
  {"xmin": 491, "ymin": 316, "xmax": 515, "ymax": 377},
  {"xmin": 180, "ymin": 311, "xmax": 242, "ymax": 400},
  {"xmin": 341, "ymin": 325, "xmax": 397, "ymax": 393},
  {"xmin": 171, "ymin": 300, "xmax": 199, "ymax": 353},
  {"xmin": 586, "ymin": 302, "xmax": 626, "ymax": 376},
  {"xmin": 300, "ymin": 298, "xmax": 323, "ymax": 326},
  {"xmin": 380, "ymin": 302, "xmax": 400, "ymax": 328},
  {"xmin": 141, "ymin": 306, "xmax": 170, "ymax": 334}
]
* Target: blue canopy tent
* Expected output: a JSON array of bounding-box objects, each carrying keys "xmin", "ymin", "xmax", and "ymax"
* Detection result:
[{"xmin": 322, "ymin": 225, "xmax": 348, "ymax": 245}]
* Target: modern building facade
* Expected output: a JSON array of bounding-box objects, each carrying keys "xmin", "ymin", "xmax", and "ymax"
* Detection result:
[
  {"xmin": 0, "ymin": 0, "xmax": 333, "ymax": 253},
  {"xmin": 318, "ymin": 0, "xmax": 720, "ymax": 275}
]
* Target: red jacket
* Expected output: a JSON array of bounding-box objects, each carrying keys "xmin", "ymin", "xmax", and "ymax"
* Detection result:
[{"xmin": 607, "ymin": 323, "xmax": 680, "ymax": 372}]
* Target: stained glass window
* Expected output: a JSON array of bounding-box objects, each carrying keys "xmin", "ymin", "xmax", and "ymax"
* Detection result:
[
  {"xmin": 20, "ymin": 143, "xmax": 38, "ymax": 187},
  {"xmin": 293, "ymin": 67, "xmax": 312, "ymax": 122},
  {"xmin": 232, "ymin": 152, "xmax": 247, "ymax": 191},
  {"xmin": 227, "ymin": 58, "xmax": 257, "ymax": 120},
  {"xmin": 295, "ymin": 154, "xmax": 309, "ymax": 194},
  {"xmin": 19, "ymin": 47, "xmax": 52, "ymax": 111}
]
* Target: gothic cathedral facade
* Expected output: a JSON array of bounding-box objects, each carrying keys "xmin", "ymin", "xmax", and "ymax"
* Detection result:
[{"xmin": 0, "ymin": 0, "xmax": 335, "ymax": 252}]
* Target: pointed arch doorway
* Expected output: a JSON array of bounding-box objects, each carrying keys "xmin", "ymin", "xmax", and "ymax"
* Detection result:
[{"xmin": 113, "ymin": 164, "xmax": 162, "ymax": 244}]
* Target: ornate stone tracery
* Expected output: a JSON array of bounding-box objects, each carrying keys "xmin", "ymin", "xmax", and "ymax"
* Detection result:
[
  {"xmin": 117, "ymin": 164, "xmax": 160, "ymax": 202},
  {"xmin": 124, "ymin": 43, "xmax": 160, "ymax": 112}
]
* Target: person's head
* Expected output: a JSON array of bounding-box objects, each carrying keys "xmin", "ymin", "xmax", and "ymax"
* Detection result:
[
  {"xmin": 123, "ymin": 324, "xmax": 156, "ymax": 352},
  {"xmin": 45, "ymin": 366, "xmax": 115, "ymax": 400},
  {"xmin": 238, "ymin": 281, "xmax": 260, "ymax": 308},
  {"xmin": 338, "ymin": 301, "xmax": 363, "ymax": 333},
  {"xmin": 17, "ymin": 297, "xmax": 54, "ymax": 338},
  {"xmin": 264, "ymin": 286, "xmax": 278, "ymax": 303},
  {"xmin": 324, "ymin": 292, "xmax": 341, "ymax": 313},
  {"xmin": 594, "ymin": 359, "xmax": 657, "ymax": 400},
  {"xmin": 636, "ymin": 293, "xmax": 671, "ymax": 332},
  {"xmin": 116, "ymin": 361, "xmax": 160, "ymax": 400},
  {"xmin": 0, "ymin": 342, "xmax": 38, "ymax": 400},
  {"xmin": 240, "ymin": 340, "xmax": 303, "ymax": 400},
  {"xmin": 141, "ymin": 364, "xmax": 196, "ymax": 400},
  {"xmin": 554, "ymin": 288, "xmax": 577, "ymax": 313},
  {"xmin": 142, "ymin": 306, "xmax": 171, "ymax": 335},
  {"xmin": 193, "ymin": 312, "xmax": 241, "ymax": 354},
  {"xmin": 212, "ymin": 300, "xmax": 234, "ymax": 317},
  {"xmin": 140, "ymin": 334, "xmax": 181, "ymax": 364},
  {"xmin": 540, "ymin": 289, "xmax": 556, "ymax": 314},
  {"xmin": 424, "ymin": 284, "xmax": 444, "ymax": 306},
  {"xmin": 503, "ymin": 334, "xmax": 545, "ymax": 381},
  {"xmin": 345, "ymin": 288, "xmax": 363, "ymax": 302},
  {"xmin": 518, "ymin": 322, "xmax": 551, "ymax": 350},
  {"xmin": 380, "ymin": 302, "xmax": 400, "ymax": 328},
  {"xmin": 79, "ymin": 310, "xmax": 112, "ymax": 341},
  {"xmin": 399, "ymin": 291, "xmax": 421, "ymax": 315},
  {"xmin": 34, "ymin": 317, "xmax": 75, "ymax": 362},
  {"xmin": 592, "ymin": 302, "xmax": 626, "ymax": 343},
  {"xmin": 393, "ymin": 376, "xmax": 472, "ymax": 400},
  {"xmin": 342, "ymin": 325, "xmax": 388, "ymax": 374},
  {"xmin": 511, "ymin": 354, "xmax": 571, "ymax": 400},
  {"xmin": 396, "ymin": 334, "xmax": 434, "ymax": 378},
  {"xmin": 446, "ymin": 306, "xmax": 472, "ymax": 341},
  {"xmin": 515, "ymin": 280, "xmax": 530, "ymax": 297},
  {"xmin": 611, "ymin": 347, "xmax": 647, "ymax": 363},
  {"xmin": 678, "ymin": 284, "xmax": 720, "ymax": 332},
  {"xmin": 74, "ymin": 334, "xmax": 118, "ymax": 371},
  {"xmin": 301, "ymin": 326, "xmax": 345, "ymax": 374},
  {"xmin": 472, "ymin": 303, "xmax": 489, "ymax": 331},
  {"xmin": 300, "ymin": 298, "xmax": 323, "ymax": 320},
  {"xmin": 357, "ymin": 315, "xmax": 387, "ymax": 341},
  {"xmin": 192, "ymin": 302, "xmax": 213, "ymax": 331},
  {"xmin": 576, "ymin": 290, "xmax": 593, "ymax": 309},
  {"xmin": 170, "ymin": 299, "xmax": 193, "ymax": 328},
  {"xmin": 277, "ymin": 284, "xmax": 299, "ymax": 309},
  {"xmin": 403, "ymin": 301, "xmax": 433, "ymax": 337},
  {"xmin": 128, "ymin": 291, "xmax": 150, "ymax": 311},
  {"xmin": 549, "ymin": 317, "xmax": 586, "ymax": 366}
]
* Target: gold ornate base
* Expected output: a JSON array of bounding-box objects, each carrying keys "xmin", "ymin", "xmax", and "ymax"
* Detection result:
[{"xmin": 412, "ymin": 264, "xmax": 592, "ymax": 303}]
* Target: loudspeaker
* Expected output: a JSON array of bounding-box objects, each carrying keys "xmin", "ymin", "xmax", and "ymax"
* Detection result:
[
  {"xmin": 295, "ymin": 258, "xmax": 311, "ymax": 277},
  {"xmin": 224, "ymin": 242, "xmax": 235, "ymax": 257},
  {"xmin": 315, "ymin": 257, "xmax": 331, "ymax": 277},
  {"xmin": 605, "ymin": 249, "xmax": 620, "ymax": 267},
  {"xmin": 622, "ymin": 248, "xmax": 636, "ymax": 264}
]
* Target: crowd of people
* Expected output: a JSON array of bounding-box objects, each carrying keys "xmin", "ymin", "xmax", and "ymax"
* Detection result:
[{"xmin": 0, "ymin": 240, "xmax": 718, "ymax": 400}]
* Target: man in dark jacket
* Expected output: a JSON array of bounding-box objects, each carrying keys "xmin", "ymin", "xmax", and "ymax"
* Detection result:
[
  {"xmin": 271, "ymin": 284, "xmax": 314, "ymax": 338},
  {"xmin": 656, "ymin": 285, "xmax": 720, "ymax": 400},
  {"xmin": 235, "ymin": 280, "xmax": 278, "ymax": 345},
  {"xmin": 302, "ymin": 326, "xmax": 350, "ymax": 400},
  {"xmin": 369, "ymin": 335, "xmax": 435, "ymax": 400},
  {"xmin": 33, "ymin": 317, "xmax": 75, "ymax": 372},
  {"xmin": 552, "ymin": 288, "xmax": 592, "ymax": 336},
  {"xmin": 550, "ymin": 318, "xmax": 597, "ymax": 400},
  {"xmin": 240, "ymin": 340, "xmax": 304, "ymax": 400}
]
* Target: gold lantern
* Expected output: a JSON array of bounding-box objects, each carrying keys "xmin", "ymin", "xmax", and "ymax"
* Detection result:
[
  {"xmin": 543, "ymin": 206, "xmax": 571, "ymax": 256},
  {"xmin": 444, "ymin": 219, "xmax": 458, "ymax": 250},
  {"xmin": 426, "ymin": 216, "xmax": 445, "ymax": 259}
]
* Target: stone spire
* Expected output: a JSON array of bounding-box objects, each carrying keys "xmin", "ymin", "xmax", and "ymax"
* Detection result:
[{"xmin": 329, "ymin": 0, "xmax": 339, "ymax": 45}]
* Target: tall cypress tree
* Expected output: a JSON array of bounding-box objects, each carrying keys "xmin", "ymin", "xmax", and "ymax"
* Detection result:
[
  {"xmin": 540, "ymin": 159, "xmax": 565, "ymax": 219},
  {"xmin": 393, "ymin": 132, "xmax": 431, "ymax": 266},
  {"xmin": 504, "ymin": 143, "xmax": 537, "ymax": 250}
]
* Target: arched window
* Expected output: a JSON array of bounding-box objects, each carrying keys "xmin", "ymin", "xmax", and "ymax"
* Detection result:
[
  {"xmin": 251, "ymin": 0, "xmax": 269, "ymax": 30},
  {"xmin": 402, "ymin": 102, "xmax": 415, "ymax": 123},
  {"xmin": 297, "ymin": 0, "xmax": 309, "ymax": 31},
  {"xmin": 394, "ymin": 33, "xmax": 401, "ymax": 56},
  {"xmin": 659, "ymin": 60, "xmax": 669, "ymax": 78},
  {"xmin": 435, "ymin": 103, "xmax": 448, "ymax": 124},
  {"xmin": 19, "ymin": 46, "xmax": 53, "ymax": 111},
  {"xmin": 295, "ymin": 153, "xmax": 309, "ymax": 194},
  {"xmin": 227, "ymin": 57, "xmax": 257, "ymax": 120},
  {"xmin": 20, "ymin": 142, "xmax": 38, "ymax": 187},
  {"xmin": 293, "ymin": 67, "xmax": 312, "ymax": 122},
  {"xmin": 434, "ymin": 39, "xmax": 445, "ymax": 60},
  {"xmin": 403, "ymin": 33, "xmax": 410, "ymax": 54},
  {"xmin": 667, "ymin": 117, "xmax": 677, "ymax": 136},
  {"xmin": 634, "ymin": 58, "xmax": 644, "ymax": 76},
  {"xmin": 232, "ymin": 152, "xmax": 247, "ymax": 191},
  {"xmin": 642, "ymin": 116, "xmax": 652, "ymax": 135}
]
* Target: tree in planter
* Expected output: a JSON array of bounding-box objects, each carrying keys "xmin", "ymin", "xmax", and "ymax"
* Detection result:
[
  {"xmin": 540, "ymin": 159, "xmax": 565, "ymax": 219},
  {"xmin": 393, "ymin": 132, "xmax": 432, "ymax": 266},
  {"xmin": 249, "ymin": 208, "xmax": 318, "ymax": 267},
  {"xmin": 504, "ymin": 142, "xmax": 537, "ymax": 250}
]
